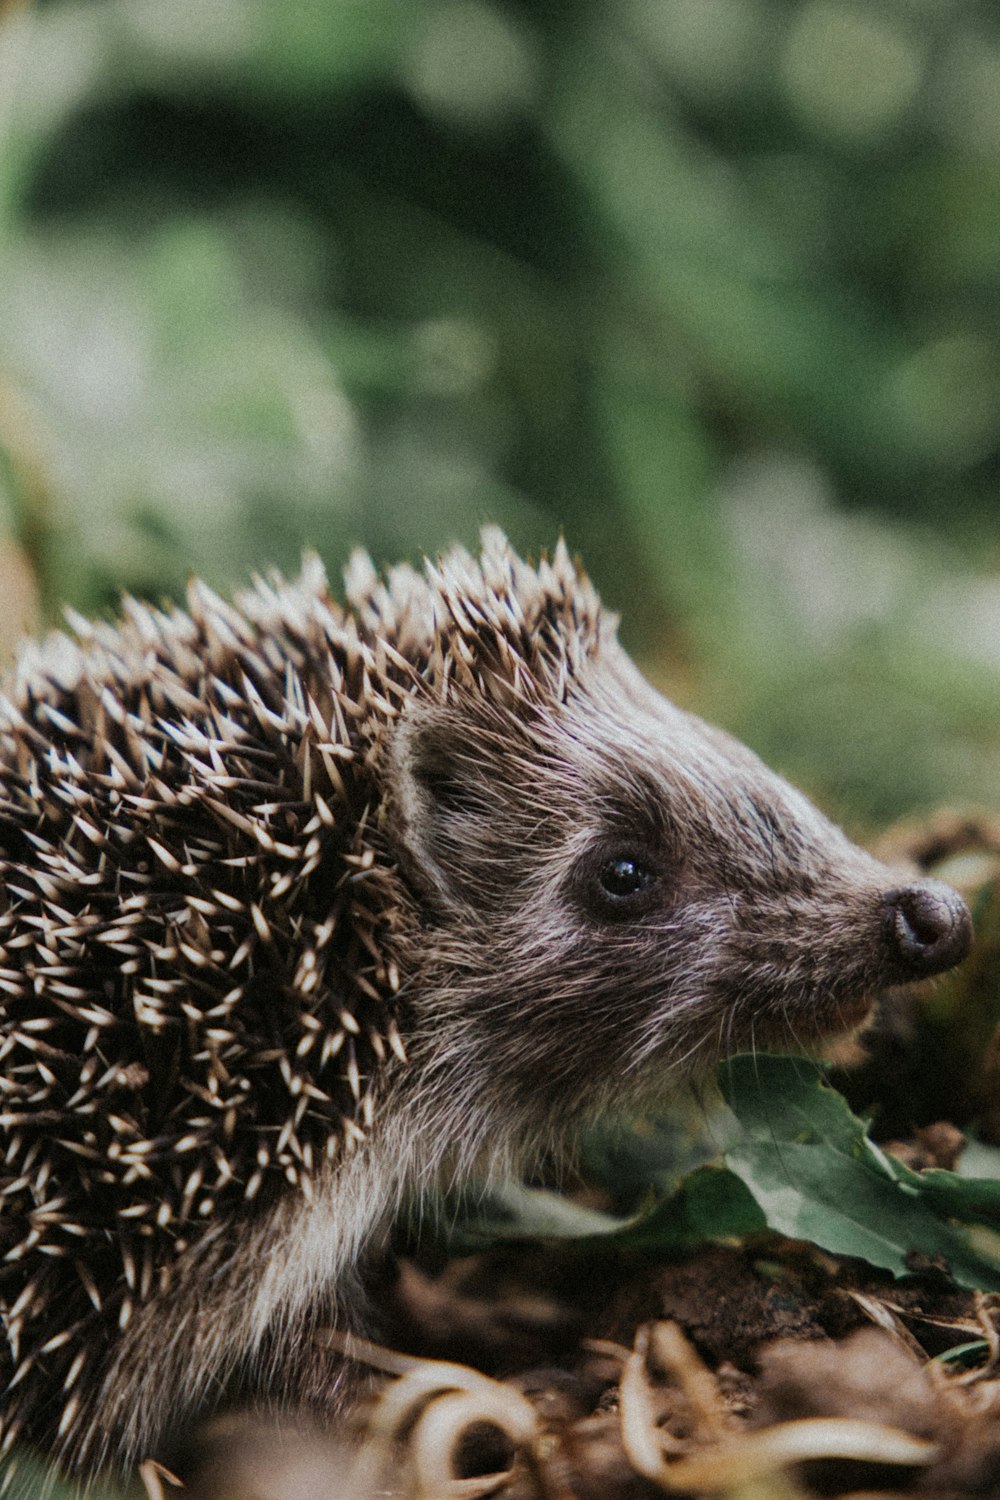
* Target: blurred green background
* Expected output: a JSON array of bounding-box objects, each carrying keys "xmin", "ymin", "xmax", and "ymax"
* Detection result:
[{"xmin": 1, "ymin": 0, "xmax": 999, "ymax": 829}]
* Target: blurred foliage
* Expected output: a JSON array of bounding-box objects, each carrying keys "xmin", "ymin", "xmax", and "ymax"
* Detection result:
[{"xmin": 0, "ymin": 0, "xmax": 999, "ymax": 822}]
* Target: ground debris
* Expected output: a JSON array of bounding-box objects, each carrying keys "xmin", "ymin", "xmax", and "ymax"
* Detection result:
[
  {"xmin": 333, "ymin": 1237, "xmax": 1000, "ymax": 1500},
  {"xmin": 188, "ymin": 1240, "xmax": 1000, "ymax": 1500},
  {"xmin": 325, "ymin": 1320, "xmax": 945, "ymax": 1500}
]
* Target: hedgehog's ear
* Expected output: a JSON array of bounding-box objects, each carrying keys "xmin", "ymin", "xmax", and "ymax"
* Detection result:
[{"xmin": 389, "ymin": 715, "xmax": 483, "ymax": 908}]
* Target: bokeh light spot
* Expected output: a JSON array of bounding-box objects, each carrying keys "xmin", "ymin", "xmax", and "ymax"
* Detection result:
[
  {"xmin": 781, "ymin": 2, "xmax": 925, "ymax": 145},
  {"xmin": 402, "ymin": 2, "xmax": 538, "ymax": 130}
]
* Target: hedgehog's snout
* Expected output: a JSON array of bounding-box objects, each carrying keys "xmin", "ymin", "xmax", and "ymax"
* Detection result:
[{"xmin": 881, "ymin": 880, "xmax": 972, "ymax": 980}]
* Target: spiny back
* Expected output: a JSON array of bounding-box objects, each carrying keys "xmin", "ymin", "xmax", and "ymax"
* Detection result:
[{"xmin": 0, "ymin": 530, "xmax": 603, "ymax": 1468}]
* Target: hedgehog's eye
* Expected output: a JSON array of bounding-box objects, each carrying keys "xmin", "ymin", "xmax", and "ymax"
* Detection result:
[
  {"xmin": 599, "ymin": 857, "xmax": 652, "ymax": 899},
  {"xmin": 583, "ymin": 851, "xmax": 660, "ymax": 920},
  {"xmin": 572, "ymin": 841, "xmax": 663, "ymax": 921}
]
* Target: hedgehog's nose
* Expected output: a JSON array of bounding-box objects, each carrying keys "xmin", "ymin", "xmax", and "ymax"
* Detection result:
[{"xmin": 883, "ymin": 881, "xmax": 973, "ymax": 979}]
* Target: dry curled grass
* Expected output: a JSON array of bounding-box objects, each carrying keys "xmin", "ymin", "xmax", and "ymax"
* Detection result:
[{"xmin": 181, "ymin": 1314, "xmax": 995, "ymax": 1500}]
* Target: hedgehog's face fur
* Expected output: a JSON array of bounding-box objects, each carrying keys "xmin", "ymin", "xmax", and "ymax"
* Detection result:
[{"xmin": 383, "ymin": 543, "xmax": 970, "ymax": 1139}]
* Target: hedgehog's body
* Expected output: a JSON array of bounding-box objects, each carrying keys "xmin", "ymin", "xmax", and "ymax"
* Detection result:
[{"xmin": 0, "ymin": 532, "xmax": 971, "ymax": 1487}]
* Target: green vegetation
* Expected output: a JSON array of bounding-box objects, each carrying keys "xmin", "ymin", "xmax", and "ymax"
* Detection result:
[
  {"xmin": 459, "ymin": 1054, "xmax": 1000, "ymax": 1293},
  {"xmin": 1, "ymin": 0, "xmax": 999, "ymax": 825},
  {"xmin": 716, "ymin": 1054, "xmax": 1000, "ymax": 1290}
]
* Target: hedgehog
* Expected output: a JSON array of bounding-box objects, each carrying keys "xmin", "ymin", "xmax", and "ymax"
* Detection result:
[{"xmin": 0, "ymin": 528, "xmax": 971, "ymax": 1490}]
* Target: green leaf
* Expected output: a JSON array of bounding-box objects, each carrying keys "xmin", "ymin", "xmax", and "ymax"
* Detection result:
[
  {"xmin": 620, "ymin": 1165, "xmax": 768, "ymax": 1252},
  {"xmin": 956, "ymin": 1137, "xmax": 1000, "ymax": 1183},
  {"xmin": 719, "ymin": 1055, "xmax": 1000, "ymax": 1291},
  {"xmin": 453, "ymin": 1181, "xmax": 627, "ymax": 1242},
  {"xmin": 443, "ymin": 1060, "xmax": 1000, "ymax": 1290},
  {"xmin": 448, "ymin": 1166, "xmax": 766, "ymax": 1258}
]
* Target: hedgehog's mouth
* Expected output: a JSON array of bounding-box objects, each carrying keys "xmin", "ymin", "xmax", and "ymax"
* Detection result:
[
  {"xmin": 738, "ymin": 985, "xmax": 877, "ymax": 1050},
  {"xmin": 819, "ymin": 986, "xmax": 878, "ymax": 1036}
]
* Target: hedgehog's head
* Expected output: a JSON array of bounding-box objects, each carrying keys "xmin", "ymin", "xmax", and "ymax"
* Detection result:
[{"xmin": 372, "ymin": 532, "xmax": 971, "ymax": 1136}]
